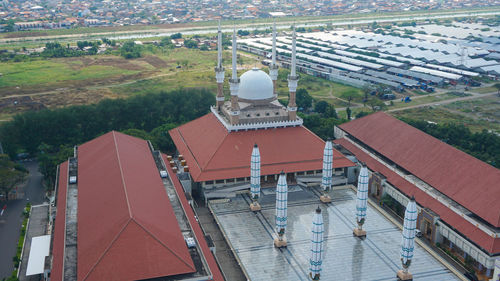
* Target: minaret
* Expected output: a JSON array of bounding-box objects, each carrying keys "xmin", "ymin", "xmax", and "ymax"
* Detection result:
[
  {"xmin": 287, "ymin": 26, "xmax": 298, "ymax": 121},
  {"xmin": 269, "ymin": 21, "xmax": 279, "ymax": 99},
  {"xmin": 274, "ymin": 171, "xmax": 288, "ymax": 248},
  {"xmin": 398, "ymin": 197, "xmax": 417, "ymax": 281},
  {"xmin": 215, "ymin": 20, "xmax": 225, "ymax": 111},
  {"xmin": 229, "ymin": 27, "xmax": 240, "ymax": 125},
  {"xmin": 309, "ymin": 207, "xmax": 324, "ymax": 281},
  {"xmin": 353, "ymin": 165, "xmax": 369, "ymax": 238},
  {"xmin": 250, "ymin": 144, "xmax": 261, "ymax": 211},
  {"xmin": 320, "ymin": 139, "xmax": 333, "ymax": 203}
]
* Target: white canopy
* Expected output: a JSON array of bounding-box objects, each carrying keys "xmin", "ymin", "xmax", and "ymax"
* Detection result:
[{"xmin": 26, "ymin": 235, "xmax": 51, "ymax": 276}]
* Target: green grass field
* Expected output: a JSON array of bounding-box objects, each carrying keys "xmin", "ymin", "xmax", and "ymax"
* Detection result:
[{"xmin": 0, "ymin": 59, "xmax": 140, "ymax": 88}]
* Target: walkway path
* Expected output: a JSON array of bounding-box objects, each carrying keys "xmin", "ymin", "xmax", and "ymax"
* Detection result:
[{"xmin": 0, "ymin": 161, "xmax": 45, "ymax": 279}]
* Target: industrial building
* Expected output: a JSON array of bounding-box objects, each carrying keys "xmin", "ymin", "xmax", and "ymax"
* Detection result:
[{"xmin": 333, "ymin": 112, "xmax": 500, "ymax": 280}]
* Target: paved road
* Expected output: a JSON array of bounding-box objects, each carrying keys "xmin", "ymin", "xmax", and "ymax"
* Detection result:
[{"xmin": 0, "ymin": 160, "xmax": 46, "ymax": 279}]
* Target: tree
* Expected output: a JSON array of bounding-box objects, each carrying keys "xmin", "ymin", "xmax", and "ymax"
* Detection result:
[
  {"xmin": 323, "ymin": 103, "xmax": 338, "ymax": 119},
  {"xmin": 355, "ymin": 111, "xmax": 370, "ymax": 119},
  {"xmin": 340, "ymin": 90, "xmax": 358, "ymax": 107},
  {"xmin": 367, "ymin": 98, "xmax": 386, "ymax": 112},
  {"xmin": 314, "ymin": 100, "xmax": 329, "ymax": 114},
  {"xmin": 0, "ymin": 154, "xmax": 28, "ymax": 200},
  {"xmin": 494, "ymin": 83, "xmax": 500, "ymax": 97},
  {"xmin": 184, "ymin": 39, "xmax": 198, "ymax": 49},
  {"xmin": 362, "ymin": 85, "xmax": 373, "ymax": 106},
  {"xmin": 120, "ymin": 41, "xmax": 142, "ymax": 59},
  {"xmin": 296, "ymin": 88, "xmax": 313, "ymax": 110},
  {"xmin": 160, "ymin": 37, "xmax": 174, "ymax": 48},
  {"xmin": 346, "ymin": 107, "xmax": 352, "ymax": 120},
  {"xmin": 237, "ymin": 30, "xmax": 250, "ymax": 36},
  {"xmin": 171, "ymin": 33, "xmax": 182, "ymax": 39}
]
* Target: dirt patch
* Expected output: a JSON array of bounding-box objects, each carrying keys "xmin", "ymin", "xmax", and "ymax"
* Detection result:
[
  {"xmin": 0, "ymin": 88, "xmax": 121, "ymax": 118},
  {"xmin": 138, "ymin": 55, "xmax": 168, "ymax": 69},
  {"xmin": 32, "ymin": 88, "xmax": 120, "ymax": 109},
  {"xmin": 0, "ymin": 70, "xmax": 157, "ymax": 97},
  {"xmin": 85, "ymin": 56, "xmax": 146, "ymax": 71}
]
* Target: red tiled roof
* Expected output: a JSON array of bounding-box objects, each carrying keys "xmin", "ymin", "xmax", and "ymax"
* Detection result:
[
  {"xmin": 162, "ymin": 154, "xmax": 225, "ymax": 281},
  {"xmin": 335, "ymin": 138, "xmax": 500, "ymax": 254},
  {"xmin": 51, "ymin": 161, "xmax": 68, "ymax": 281},
  {"xmin": 338, "ymin": 112, "xmax": 500, "ymax": 228},
  {"xmin": 170, "ymin": 113, "xmax": 355, "ymax": 182},
  {"xmin": 77, "ymin": 131, "xmax": 195, "ymax": 281}
]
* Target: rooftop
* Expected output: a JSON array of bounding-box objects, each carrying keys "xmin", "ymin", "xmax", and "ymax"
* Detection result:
[
  {"xmin": 169, "ymin": 113, "xmax": 355, "ymax": 182},
  {"xmin": 51, "ymin": 132, "xmax": 225, "ymax": 281},
  {"xmin": 76, "ymin": 131, "xmax": 195, "ymax": 280},
  {"xmin": 338, "ymin": 112, "xmax": 500, "ymax": 228},
  {"xmin": 209, "ymin": 186, "xmax": 460, "ymax": 281}
]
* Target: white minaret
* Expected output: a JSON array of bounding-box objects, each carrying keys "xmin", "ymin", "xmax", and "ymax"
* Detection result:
[
  {"xmin": 398, "ymin": 197, "xmax": 417, "ymax": 281},
  {"xmin": 269, "ymin": 21, "xmax": 279, "ymax": 99},
  {"xmin": 320, "ymin": 139, "xmax": 333, "ymax": 203},
  {"xmin": 250, "ymin": 144, "xmax": 261, "ymax": 211},
  {"xmin": 215, "ymin": 20, "xmax": 225, "ymax": 110},
  {"xmin": 287, "ymin": 26, "xmax": 298, "ymax": 121},
  {"xmin": 229, "ymin": 26, "xmax": 240, "ymax": 125},
  {"xmin": 353, "ymin": 165, "xmax": 369, "ymax": 238},
  {"xmin": 309, "ymin": 207, "xmax": 324, "ymax": 281},
  {"xmin": 274, "ymin": 171, "xmax": 288, "ymax": 248}
]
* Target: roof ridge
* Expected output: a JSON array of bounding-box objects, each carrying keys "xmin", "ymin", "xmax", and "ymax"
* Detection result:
[
  {"xmin": 82, "ymin": 218, "xmax": 133, "ymax": 280},
  {"xmin": 175, "ymin": 128, "xmax": 203, "ymax": 173},
  {"xmin": 112, "ymin": 131, "xmax": 133, "ymax": 218},
  {"xmin": 179, "ymin": 113, "xmax": 228, "ymax": 172},
  {"xmin": 130, "ymin": 217, "xmax": 196, "ymax": 271},
  {"xmin": 202, "ymin": 128, "xmax": 231, "ymax": 173}
]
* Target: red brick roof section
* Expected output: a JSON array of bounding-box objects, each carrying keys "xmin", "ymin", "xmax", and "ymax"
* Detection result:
[
  {"xmin": 339, "ymin": 112, "xmax": 500, "ymax": 228},
  {"xmin": 169, "ymin": 113, "xmax": 355, "ymax": 182},
  {"xmin": 162, "ymin": 153, "xmax": 225, "ymax": 281},
  {"xmin": 335, "ymin": 138, "xmax": 500, "ymax": 254},
  {"xmin": 50, "ymin": 161, "xmax": 68, "ymax": 281},
  {"xmin": 76, "ymin": 131, "xmax": 195, "ymax": 281}
]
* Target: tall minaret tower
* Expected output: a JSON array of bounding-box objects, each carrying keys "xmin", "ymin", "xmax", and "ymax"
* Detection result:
[
  {"xmin": 287, "ymin": 26, "xmax": 298, "ymax": 121},
  {"xmin": 215, "ymin": 20, "xmax": 225, "ymax": 111},
  {"xmin": 269, "ymin": 21, "xmax": 279, "ymax": 99},
  {"xmin": 229, "ymin": 27, "xmax": 240, "ymax": 125}
]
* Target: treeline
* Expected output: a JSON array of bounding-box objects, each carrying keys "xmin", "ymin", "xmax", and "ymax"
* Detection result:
[
  {"xmin": 401, "ymin": 118, "xmax": 500, "ymax": 168},
  {"xmin": 42, "ymin": 41, "xmax": 98, "ymax": 58},
  {"xmin": 0, "ymin": 89, "xmax": 214, "ymax": 186}
]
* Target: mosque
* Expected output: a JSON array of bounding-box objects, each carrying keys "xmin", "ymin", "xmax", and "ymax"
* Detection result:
[{"xmin": 169, "ymin": 24, "xmax": 355, "ymax": 200}]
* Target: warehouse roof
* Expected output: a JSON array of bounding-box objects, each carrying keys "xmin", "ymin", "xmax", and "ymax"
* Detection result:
[{"xmin": 338, "ymin": 112, "xmax": 500, "ymax": 228}]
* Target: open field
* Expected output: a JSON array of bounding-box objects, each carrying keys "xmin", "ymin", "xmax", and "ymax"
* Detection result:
[
  {"xmin": 474, "ymin": 86, "xmax": 499, "ymax": 94},
  {"xmin": 0, "ymin": 47, "xmax": 363, "ymax": 120},
  {"xmin": 0, "ymin": 45, "xmax": 497, "ymax": 137},
  {"xmin": 391, "ymin": 103, "xmax": 500, "ymax": 134},
  {"xmin": 442, "ymin": 96, "xmax": 500, "ymax": 128}
]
